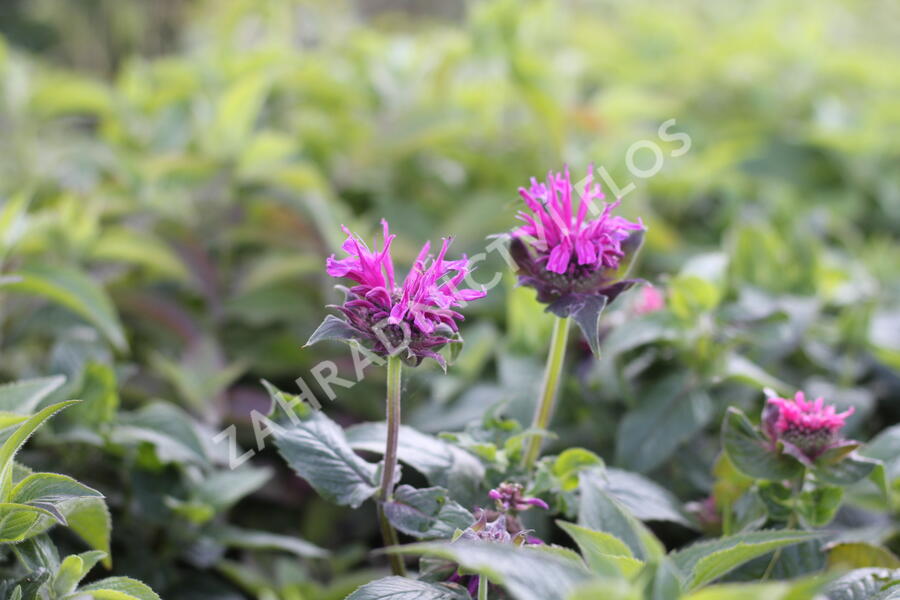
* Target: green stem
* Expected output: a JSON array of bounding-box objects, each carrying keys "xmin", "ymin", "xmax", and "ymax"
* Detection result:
[
  {"xmin": 478, "ymin": 575, "xmax": 488, "ymax": 600},
  {"xmin": 377, "ymin": 356, "xmax": 406, "ymax": 576},
  {"xmin": 522, "ymin": 317, "xmax": 570, "ymax": 470},
  {"xmin": 761, "ymin": 470, "xmax": 806, "ymax": 581}
]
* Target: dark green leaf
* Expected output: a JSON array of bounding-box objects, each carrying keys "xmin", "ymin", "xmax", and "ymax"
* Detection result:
[
  {"xmin": 384, "ymin": 485, "xmax": 473, "ymax": 539},
  {"xmin": 721, "ymin": 408, "xmax": 803, "ymax": 481},
  {"xmin": 345, "ymin": 577, "xmax": 471, "ymax": 600}
]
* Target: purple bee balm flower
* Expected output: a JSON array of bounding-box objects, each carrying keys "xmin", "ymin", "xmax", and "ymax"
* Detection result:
[
  {"xmin": 448, "ymin": 509, "xmax": 543, "ymax": 596},
  {"xmin": 508, "ymin": 166, "xmax": 646, "ymax": 356},
  {"xmin": 762, "ymin": 391, "xmax": 856, "ymax": 465},
  {"xmin": 310, "ymin": 220, "xmax": 486, "ymax": 368},
  {"xmin": 488, "ymin": 482, "xmax": 549, "ymax": 513}
]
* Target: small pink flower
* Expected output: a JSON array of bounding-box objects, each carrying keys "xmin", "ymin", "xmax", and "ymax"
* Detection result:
[
  {"xmin": 316, "ymin": 220, "xmax": 486, "ymax": 367},
  {"xmin": 488, "ymin": 482, "xmax": 549, "ymax": 513},
  {"xmin": 762, "ymin": 391, "xmax": 855, "ymax": 464},
  {"xmin": 634, "ymin": 285, "xmax": 665, "ymax": 315}
]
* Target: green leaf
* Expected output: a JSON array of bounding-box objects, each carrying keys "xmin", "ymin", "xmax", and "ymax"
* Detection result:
[
  {"xmin": 720, "ymin": 354, "xmax": 790, "ymax": 395},
  {"xmin": 827, "ymin": 543, "xmax": 900, "ymax": 570},
  {"xmin": 345, "ymin": 577, "xmax": 471, "ymax": 600},
  {"xmin": 569, "ymin": 295, "xmax": 608, "ymax": 359},
  {"xmin": 681, "ymin": 577, "xmax": 825, "ymax": 600},
  {"xmin": 553, "ymin": 448, "xmax": 604, "ymax": 492},
  {"xmin": 0, "ymin": 376, "xmax": 66, "ymax": 413},
  {"xmin": 814, "ymin": 454, "xmax": 880, "ymax": 487},
  {"xmin": 346, "ymin": 422, "xmax": 485, "ymax": 506},
  {"xmin": 305, "ymin": 314, "xmax": 361, "ymax": 347},
  {"xmin": 578, "ymin": 468, "xmax": 665, "ymax": 562},
  {"xmin": 75, "ymin": 576, "xmax": 161, "ymax": 600},
  {"xmin": 557, "ymin": 520, "xmax": 644, "ymax": 578},
  {"xmin": 616, "ymin": 375, "xmax": 713, "ymax": 473},
  {"xmin": 54, "ymin": 555, "xmax": 85, "ymax": 596},
  {"xmin": 65, "ymin": 362, "xmax": 119, "ymax": 429},
  {"xmin": 604, "ymin": 468, "xmax": 692, "ymax": 527},
  {"xmin": 0, "ymin": 400, "xmax": 79, "ymax": 498},
  {"xmin": 112, "ymin": 403, "xmax": 208, "ymax": 465},
  {"xmin": 796, "ymin": 486, "xmax": 843, "ymax": 527},
  {"xmin": 390, "ymin": 540, "xmax": 593, "ymax": 600},
  {"xmin": 90, "ymin": 227, "xmax": 189, "ymax": 282},
  {"xmin": 0, "ymin": 265, "xmax": 127, "ymax": 350},
  {"xmin": 669, "ymin": 529, "xmax": 822, "ymax": 590},
  {"xmin": 274, "ymin": 408, "xmax": 378, "ymax": 509},
  {"xmin": 209, "ymin": 524, "xmax": 329, "ymax": 558},
  {"xmin": 669, "ymin": 275, "xmax": 721, "ymax": 321},
  {"xmin": 193, "ymin": 465, "xmax": 272, "ymax": 511},
  {"xmin": 0, "ymin": 503, "xmax": 59, "ymax": 541},
  {"xmin": 721, "ymin": 408, "xmax": 803, "ymax": 481},
  {"xmin": 384, "ymin": 485, "xmax": 474, "ymax": 539},
  {"xmin": 11, "ymin": 473, "xmax": 103, "ymax": 506},
  {"xmin": 63, "ymin": 497, "xmax": 112, "ymax": 568}
]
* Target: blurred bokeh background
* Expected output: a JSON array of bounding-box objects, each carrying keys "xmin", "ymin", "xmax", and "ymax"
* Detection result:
[{"xmin": 0, "ymin": 0, "xmax": 898, "ymax": 598}]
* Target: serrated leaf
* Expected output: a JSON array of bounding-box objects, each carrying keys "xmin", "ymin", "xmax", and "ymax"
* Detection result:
[
  {"xmin": 0, "ymin": 400, "xmax": 79, "ymax": 498},
  {"xmin": 822, "ymin": 568, "xmax": 900, "ymax": 600},
  {"xmin": 11, "ymin": 472, "xmax": 103, "ymax": 505},
  {"xmin": 384, "ymin": 485, "xmax": 474, "ymax": 539},
  {"xmin": 346, "ymin": 422, "xmax": 485, "ymax": 506},
  {"xmin": 670, "ymin": 529, "xmax": 822, "ymax": 590},
  {"xmin": 345, "ymin": 576, "xmax": 471, "ymax": 600},
  {"xmin": 64, "ymin": 497, "xmax": 112, "ymax": 568},
  {"xmin": 273, "ymin": 405, "xmax": 377, "ymax": 509},
  {"xmin": 814, "ymin": 454, "xmax": 880, "ymax": 487},
  {"xmin": 0, "ymin": 265, "xmax": 127, "ymax": 350},
  {"xmin": 0, "ymin": 503, "xmax": 59, "ymax": 541},
  {"xmin": 390, "ymin": 540, "xmax": 593, "ymax": 600}
]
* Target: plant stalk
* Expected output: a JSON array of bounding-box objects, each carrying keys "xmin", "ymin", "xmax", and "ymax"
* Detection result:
[
  {"xmin": 377, "ymin": 355, "xmax": 406, "ymax": 576},
  {"xmin": 478, "ymin": 575, "xmax": 488, "ymax": 600},
  {"xmin": 522, "ymin": 316, "xmax": 570, "ymax": 470}
]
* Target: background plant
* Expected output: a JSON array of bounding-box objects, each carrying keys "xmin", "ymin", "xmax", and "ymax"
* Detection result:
[{"xmin": 0, "ymin": 0, "xmax": 898, "ymax": 598}]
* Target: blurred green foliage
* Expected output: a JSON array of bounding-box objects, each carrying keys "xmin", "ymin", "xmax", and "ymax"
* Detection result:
[{"xmin": 0, "ymin": 0, "xmax": 898, "ymax": 598}]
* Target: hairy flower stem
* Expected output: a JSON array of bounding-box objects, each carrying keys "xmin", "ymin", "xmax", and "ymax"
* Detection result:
[
  {"xmin": 377, "ymin": 355, "xmax": 406, "ymax": 576},
  {"xmin": 522, "ymin": 317, "xmax": 570, "ymax": 470},
  {"xmin": 478, "ymin": 575, "xmax": 488, "ymax": 600}
]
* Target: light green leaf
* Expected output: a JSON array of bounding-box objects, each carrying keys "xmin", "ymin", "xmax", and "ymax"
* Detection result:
[
  {"xmin": 827, "ymin": 543, "xmax": 900, "ymax": 570},
  {"xmin": 605, "ymin": 468, "xmax": 693, "ymax": 527},
  {"xmin": 669, "ymin": 529, "xmax": 822, "ymax": 590},
  {"xmin": 90, "ymin": 227, "xmax": 189, "ymax": 282},
  {"xmin": 557, "ymin": 520, "xmax": 643, "ymax": 578},
  {"xmin": 74, "ymin": 576, "xmax": 161, "ymax": 600},
  {"xmin": 64, "ymin": 497, "xmax": 112, "ymax": 568},
  {"xmin": 1, "ymin": 265, "xmax": 127, "ymax": 350},
  {"xmin": 0, "ymin": 400, "xmax": 79, "ymax": 498},
  {"xmin": 578, "ymin": 468, "xmax": 665, "ymax": 562}
]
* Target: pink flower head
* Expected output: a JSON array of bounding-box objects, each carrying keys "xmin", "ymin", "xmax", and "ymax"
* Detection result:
[
  {"xmin": 506, "ymin": 166, "xmax": 646, "ymax": 356},
  {"xmin": 513, "ymin": 166, "xmax": 644, "ymax": 276},
  {"xmin": 315, "ymin": 220, "xmax": 486, "ymax": 367},
  {"xmin": 762, "ymin": 391, "xmax": 856, "ymax": 463},
  {"xmin": 488, "ymin": 482, "xmax": 549, "ymax": 513},
  {"xmin": 634, "ymin": 285, "xmax": 665, "ymax": 315}
]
